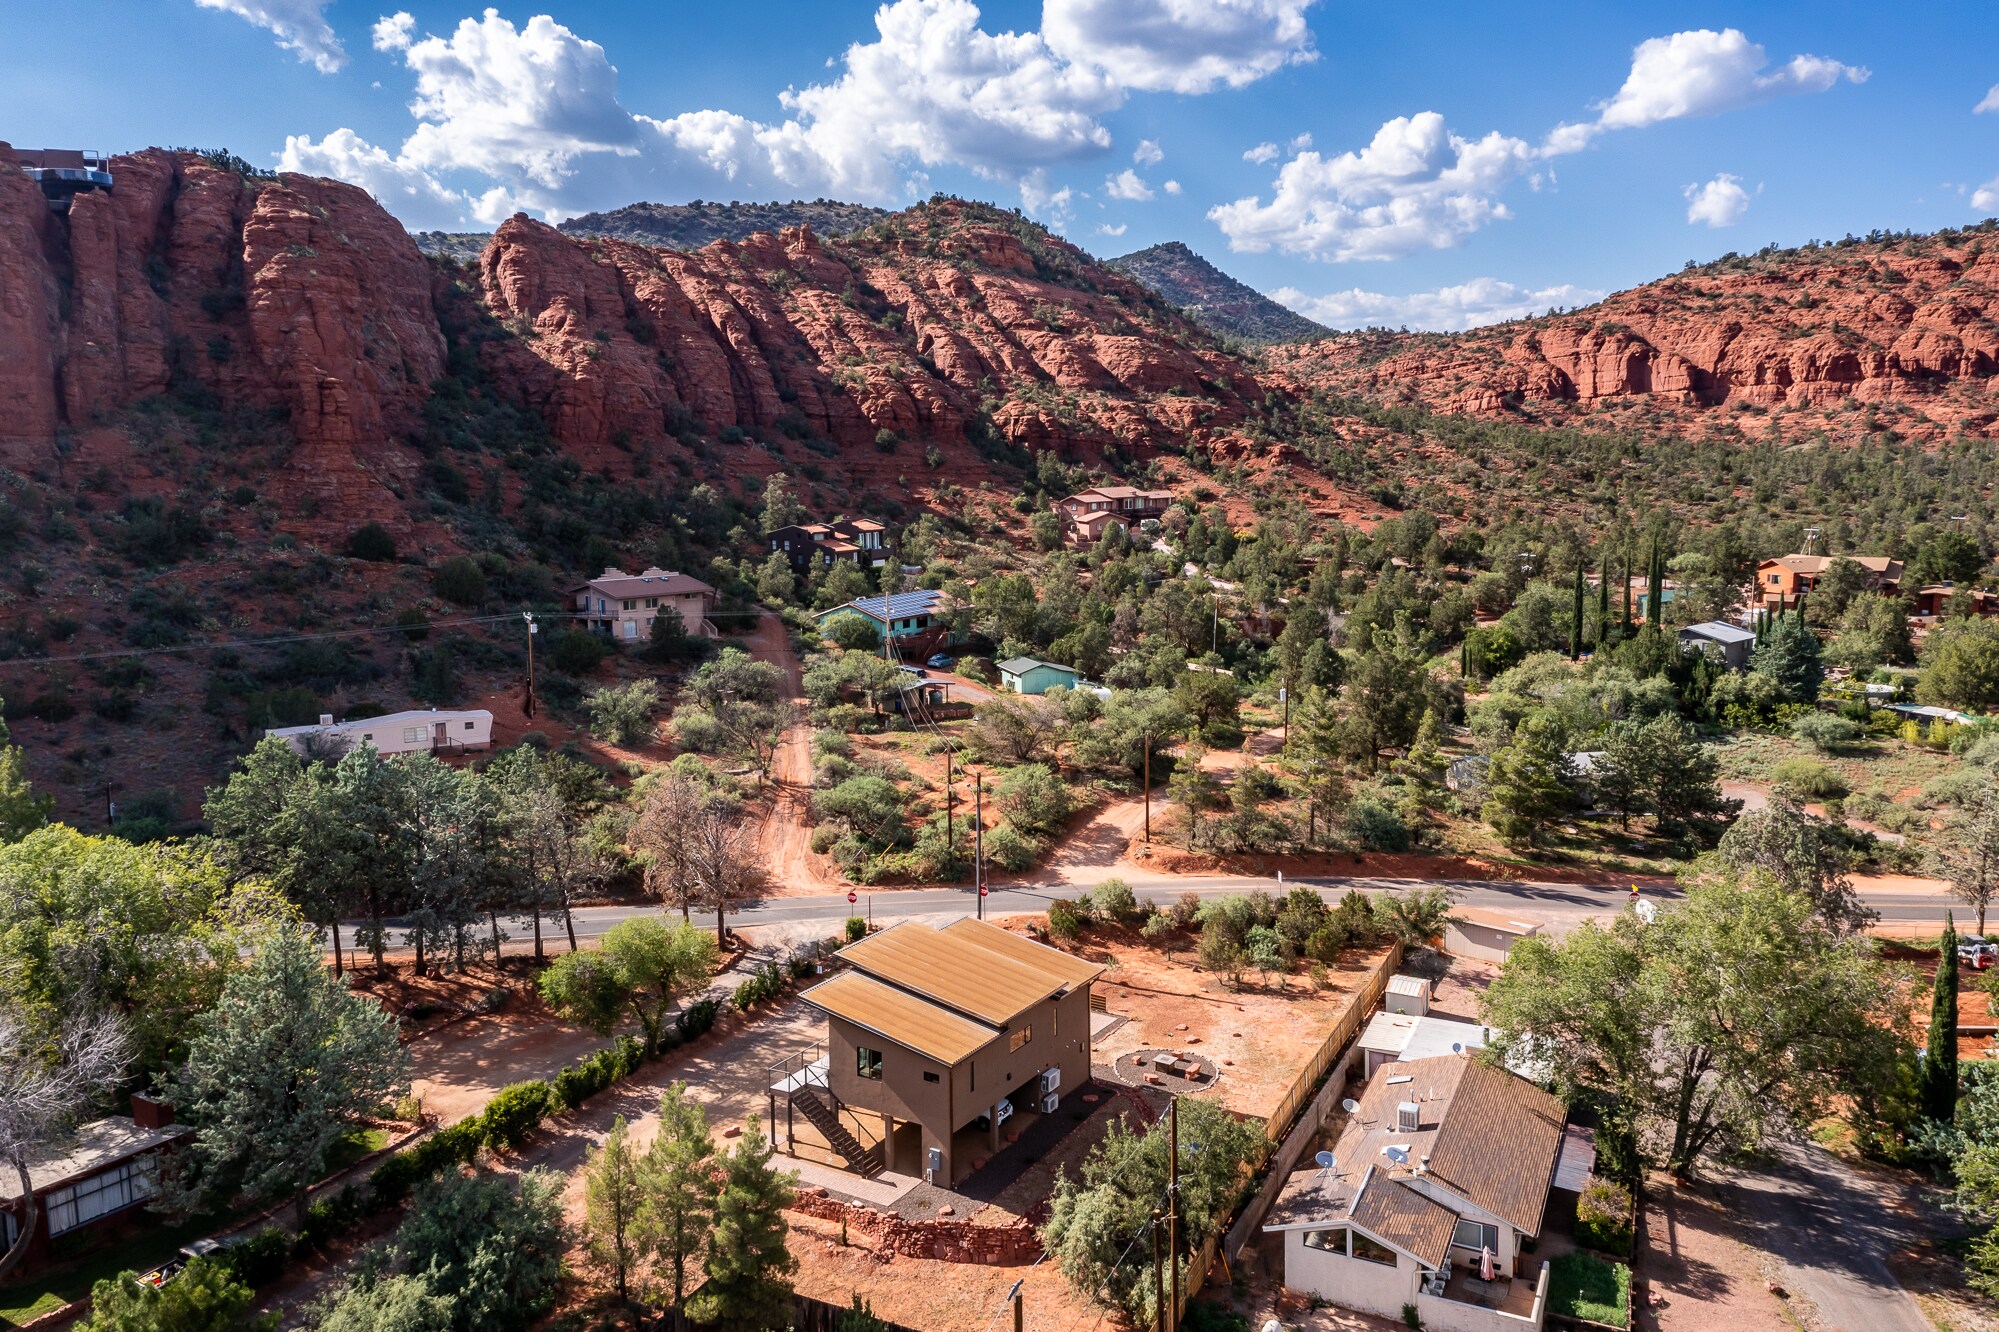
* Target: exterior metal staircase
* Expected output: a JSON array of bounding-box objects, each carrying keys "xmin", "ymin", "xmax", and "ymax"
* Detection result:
[{"xmin": 790, "ymin": 1083, "xmax": 883, "ymax": 1178}]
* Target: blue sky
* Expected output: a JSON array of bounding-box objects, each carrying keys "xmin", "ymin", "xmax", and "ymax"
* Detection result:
[{"xmin": 4, "ymin": 1, "xmax": 1997, "ymax": 329}]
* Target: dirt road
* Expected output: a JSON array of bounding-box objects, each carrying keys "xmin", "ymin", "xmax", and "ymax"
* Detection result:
[{"xmin": 744, "ymin": 611, "xmax": 842, "ymax": 894}]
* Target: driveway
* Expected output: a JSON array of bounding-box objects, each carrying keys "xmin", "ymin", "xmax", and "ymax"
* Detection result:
[{"xmin": 1705, "ymin": 1141, "xmax": 1944, "ymax": 1332}]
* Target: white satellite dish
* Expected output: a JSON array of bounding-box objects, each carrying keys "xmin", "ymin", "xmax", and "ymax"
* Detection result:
[
  {"xmin": 1341, "ymin": 1098, "xmax": 1360, "ymax": 1114},
  {"xmin": 1314, "ymin": 1151, "xmax": 1335, "ymax": 1169},
  {"xmin": 1451, "ymin": 1042, "xmax": 1464, "ymax": 1054},
  {"xmin": 1385, "ymin": 1146, "xmax": 1409, "ymax": 1164}
]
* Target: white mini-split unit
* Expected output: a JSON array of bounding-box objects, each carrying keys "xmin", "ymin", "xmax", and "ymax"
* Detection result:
[
  {"xmin": 1040, "ymin": 1092, "xmax": 1061, "ymax": 1113},
  {"xmin": 1038, "ymin": 1067, "xmax": 1061, "ymax": 1096}
]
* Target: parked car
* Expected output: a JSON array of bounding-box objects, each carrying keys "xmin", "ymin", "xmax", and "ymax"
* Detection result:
[
  {"xmin": 926, "ymin": 653, "xmax": 954, "ymax": 669},
  {"xmin": 974, "ymin": 1098, "xmax": 1015, "ymax": 1132},
  {"xmin": 1961, "ymin": 937, "xmax": 1998, "ymax": 969}
]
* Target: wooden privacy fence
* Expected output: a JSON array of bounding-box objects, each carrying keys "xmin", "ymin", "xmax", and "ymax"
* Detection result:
[{"xmin": 1258, "ymin": 941, "xmax": 1403, "ymax": 1144}]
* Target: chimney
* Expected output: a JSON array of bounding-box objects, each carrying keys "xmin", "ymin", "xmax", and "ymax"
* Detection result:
[
  {"xmin": 1396, "ymin": 1101, "xmax": 1421, "ymax": 1132},
  {"xmin": 130, "ymin": 1093, "xmax": 175, "ymax": 1128},
  {"xmin": 318, "ymin": 714, "xmax": 334, "ymax": 726}
]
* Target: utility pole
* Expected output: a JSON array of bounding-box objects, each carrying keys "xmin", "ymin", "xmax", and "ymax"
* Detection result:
[
  {"xmin": 522, "ymin": 611, "xmax": 539, "ymax": 719},
  {"xmin": 1152, "ymin": 1207, "xmax": 1166, "ymax": 1332},
  {"xmin": 1167, "ymin": 1097, "xmax": 1181, "ymax": 1331},
  {"xmin": 945, "ymin": 746, "xmax": 954, "ymax": 863},
  {"xmin": 1142, "ymin": 733, "xmax": 1152, "ymax": 843},
  {"xmin": 1013, "ymin": 1286, "xmax": 1024, "ymax": 1332},
  {"xmin": 975, "ymin": 770, "xmax": 986, "ymax": 920}
]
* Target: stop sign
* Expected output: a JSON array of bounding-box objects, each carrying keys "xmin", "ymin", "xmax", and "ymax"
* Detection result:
[
  {"xmin": 847, "ymin": 890, "xmax": 858, "ymax": 904},
  {"xmin": 979, "ymin": 885, "xmax": 989, "ymax": 896}
]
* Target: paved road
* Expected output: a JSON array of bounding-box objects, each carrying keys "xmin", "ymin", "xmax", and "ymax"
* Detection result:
[
  {"xmin": 331, "ymin": 871, "xmax": 1960, "ymax": 951},
  {"xmin": 1709, "ymin": 1142, "xmax": 1940, "ymax": 1332}
]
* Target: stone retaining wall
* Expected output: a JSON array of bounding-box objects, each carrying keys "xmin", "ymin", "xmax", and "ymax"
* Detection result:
[{"xmin": 788, "ymin": 1190, "xmax": 1043, "ymax": 1265}]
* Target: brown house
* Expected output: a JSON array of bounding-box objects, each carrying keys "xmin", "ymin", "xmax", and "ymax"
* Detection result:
[
  {"xmin": 768, "ymin": 519, "xmax": 894, "ymax": 572},
  {"xmin": 0, "ymin": 1097, "xmax": 189, "ymax": 1272},
  {"xmin": 782, "ymin": 918, "xmax": 1101, "ymax": 1185},
  {"xmin": 1752, "ymin": 554, "xmax": 1902, "ymax": 612},
  {"xmin": 571, "ymin": 566, "xmax": 718, "ymax": 643},
  {"xmin": 1913, "ymin": 584, "xmax": 1999, "ymax": 620},
  {"xmin": 1055, "ymin": 486, "xmax": 1173, "ymax": 544}
]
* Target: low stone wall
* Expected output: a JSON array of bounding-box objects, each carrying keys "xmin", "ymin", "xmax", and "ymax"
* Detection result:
[{"xmin": 789, "ymin": 1190, "xmax": 1043, "ymax": 1266}]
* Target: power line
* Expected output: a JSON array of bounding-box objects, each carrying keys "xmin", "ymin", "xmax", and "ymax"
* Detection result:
[{"xmin": 0, "ymin": 610, "xmax": 583, "ymax": 670}]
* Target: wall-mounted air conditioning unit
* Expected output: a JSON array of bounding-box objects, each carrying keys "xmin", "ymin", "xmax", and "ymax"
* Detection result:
[
  {"xmin": 1040, "ymin": 1092, "xmax": 1060, "ymax": 1114},
  {"xmin": 1039, "ymin": 1067, "xmax": 1061, "ymax": 1095}
]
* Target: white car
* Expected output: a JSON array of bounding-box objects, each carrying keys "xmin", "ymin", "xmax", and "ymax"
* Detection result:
[
  {"xmin": 1959, "ymin": 938, "xmax": 1996, "ymax": 969},
  {"xmin": 974, "ymin": 1098, "xmax": 1015, "ymax": 1132}
]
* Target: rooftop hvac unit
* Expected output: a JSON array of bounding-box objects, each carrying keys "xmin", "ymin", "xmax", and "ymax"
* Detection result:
[
  {"xmin": 1040, "ymin": 1091, "xmax": 1060, "ymax": 1114},
  {"xmin": 1038, "ymin": 1067, "xmax": 1061, "ymax": 1095},
  {"xmin": 1397, "ymin": 1101, "xmax": 1421, "ymax": 1132}
]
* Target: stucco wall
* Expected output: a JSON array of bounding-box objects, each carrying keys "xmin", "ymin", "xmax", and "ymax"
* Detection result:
[
  {"xmin": 1282, "ymin": 1230, "xmax": 1416, "ymax": 1321},
  {"xmin": 1441, "ymin": 922, "xmax": 1526, "ymax": 964}
]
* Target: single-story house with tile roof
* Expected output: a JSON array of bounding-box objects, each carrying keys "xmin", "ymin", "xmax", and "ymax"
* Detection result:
[
  {"xmin": 572, "ymin": 566, "xmax": 719, "ymax": 642},
  {"xmin": 1678, "ymin": 620, "xmax": 1756, "ymax": 671},
  {"xmin": 1264, "ymin": 1053, "xmax": 1580, "ymax": 1331},
  {"xmin": 996, "ymin": 657, "xmax": 1081, "ymax": 695},
  {"xmin": 782, "ymin": 918, "xmax": 1101, "ymax": 1186}
]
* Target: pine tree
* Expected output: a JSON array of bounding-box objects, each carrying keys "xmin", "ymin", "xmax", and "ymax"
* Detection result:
[
  {"xmin": 1922, "ymin": 914, "xmax": 1960, "ymax": 1123},
  {"xmin": 644, "ymin": 1081, "xmax": 718, "ymax": 1309},
  {"xmin": 1480, "ymin": 716, "xmax": 1573, "ymax": 848},
  {"xmin": 686, "ymin": 1116, "xmax": 797, "ymax": 1332},
  {"xmin": 584, "ymin": 1117, "xmax": 647, "ymax": 1305},
  {"xmin": 1752, "ymin": 612, "xmax": 1825, "ymax": 704}
]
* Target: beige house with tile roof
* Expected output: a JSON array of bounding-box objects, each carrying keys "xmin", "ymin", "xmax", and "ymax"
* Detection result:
[{"xmin": 1264, "ymin": 1053, "xmax": 1581, "ymax": 1331}]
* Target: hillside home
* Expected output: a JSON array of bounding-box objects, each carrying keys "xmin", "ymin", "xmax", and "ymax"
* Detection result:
[
  {"xmin": 768, "ymin": 518, "xmax": 894, "ymax": 571},
  {"xmin": 781, "ymin": 918, "xmax": 1102, "ymax": 1185},
  {"xmin": 813, "ymin": 589, "xmax": 962, "ymax": 654},
  {"xmin": 1752, "ymin": 554, "xmax": 1902, "ymax": 613},
  {"xmin": 1054, "ymin": 486, "xmax": 1172, "ymax": 542},
  {"xmin": 1913, "ymin": 584, "xmax": 1999, "ymax": 620},
  {"xmin": 573, "ymin": 567, "xmax": 719, "ymax": 641},
  {"xmin": 1677, "ymin": 620, "xmax": 1756, "ymax": 670},
  {"xmin": 1264, "ymin": 1054, "xmax": 1580, "ymax": 1332},
  {"xmin": 267, "ymin": 708, "xmax": 493, "ymax": 758},
  {"xmin": 1, "ymin": 1097, "xmax": 188, "ymax": 1272},
  {"xmin": 997, "ymin": 657, "xmax": 1082, "ymax": 695},
  {"xmin": 14, "ymin": 148, "xmax": 114, "ymax": 210}
]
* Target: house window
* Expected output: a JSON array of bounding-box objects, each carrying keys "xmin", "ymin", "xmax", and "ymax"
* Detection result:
[
  {"xmin": 623, "ymin": 599, "xmax": 636, "ymax": 611},
  {"xmin": 1767, "ymin": 574, "xmax": 1780, "ymax": 585},
  {"xmin": 45, "ymin": 1157, "xmax": 159, "ymax": 1236},
  {"xmin": 1302, "ymin": 1227, "xmax": 1347, "ymax": 1253},
  {"xmin": 646, "ymin": 597, "xmax": 659, "ymax": 608},
  {"xmin": 922, "ymin": 1071, "xmax": 940, "ymax": 1083},
  {"xmin": 1452, "ymin": 1220, "xmax": 1500, "ymax": 1255},
  {"xmin": 856, "ymin": 1047, "xmax": 883, "ymax": 1080},
  {"xmin": 1009, "ymin": 1026, "xmax": 1032, "ymax": 1052},
  {"xmin": 463, "ymin": 721, "xmax": 475, "ymax": 731},
  {"xmin": 401, "ymin": 726, "xmax": 424, "ymax": 744},
  {"xmin": 1349, "ymin": 1232, "xmax": 1398, "ymax": 1267}
]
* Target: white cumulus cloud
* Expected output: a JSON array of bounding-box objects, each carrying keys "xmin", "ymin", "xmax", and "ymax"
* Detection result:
[
  {"xmin": 1163, "ymin": 179, "xmax": 1182, "ymax": 194},
  {"xmin": 1272, "ymin": 277, "xmax": 1604, "ymax": 331},
  {"xmin": 1098, "ymin": 222, "xmax": 1128, "ymax": 236},
  {"xmin": 1684, "ymin": 173, "xmax": 1750, "ymax": 227},
  {"xmin": 1133, "ymin": 138, "xmax": 1163, "ymax": 166},
  {"xmin": 1041, "ymin": 0, "xmax": 1317, "ymax": 94},
  {"xmin": 1977, "ymin": 84, "xmax": 1999, "ymax": 114},
  {"xmin": 1208, "ymin": 112, "xmax": 1535, "ymax": 261},
  {"xmin": 1243, "ymin": 141, "xmax": 1279, "ymax": 164},
  {"xmin": 372, "ymin": 11, "xmax": 415, "ymax": 53},
  {"xmin": 1104, "ymin": 168, "xmax": 1154, "ymax": 200},
  {"xmin": 1547, "ymin": 28, "xmax": 1867, "ymax": 151},
  {"xmin": 279, "ymin": 127, "xmax": 470, "ymax": 229},
  {"xmin": 1972, "ymin": 177, "xmax": 1999, "ymax": 212},
  {"xmin": 194, "ymin": 0, "xmax": 345, "ymax": 73}
]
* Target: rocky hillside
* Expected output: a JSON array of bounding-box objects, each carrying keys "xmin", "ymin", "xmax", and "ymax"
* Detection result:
[
  {"xmin": 411, "ymin": 231, "xmax": 492, "ymax": 264},
  {"xmin": 1267, "ymin": 228, "xmax": 1999, "ymax": 444},
  {"xmin": 1108, "ymin": 241, "xmax": 1329, "ymax": 344},
  {"xmin": 558, "ymin": 199, "xmax": 892, "ymax": 249}
]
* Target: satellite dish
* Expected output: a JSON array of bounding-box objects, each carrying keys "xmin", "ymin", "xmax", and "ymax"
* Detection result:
[
  {"xmin": 1451, "ymin": 1042, "xmax": 1464, "ymax": 1054},
  {"xmin": 1314, "ymin": 1151, "xmax": 1334, "ymax": 1169},
  {"xmin": 1341, "ymin": 1098, "xmax": 1360, "ymax": 1114},
  {"xmin": 1386, "ymin": 1147, "xmax": 1409, "ymax": 1164}
]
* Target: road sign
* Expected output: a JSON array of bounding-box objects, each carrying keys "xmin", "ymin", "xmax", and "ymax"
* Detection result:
[
  {"xmin": 847, "ymin": 890, "xmax": 858, "ymax": 904},
  {"xmin": 979, "ymin": 885, "xmax": 989, "ymax": 896}
]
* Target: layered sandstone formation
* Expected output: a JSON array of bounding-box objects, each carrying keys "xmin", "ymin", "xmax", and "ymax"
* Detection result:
[{"xmin": 1267, "ymin": 233, "xmax": 1999, "ymax": 441}]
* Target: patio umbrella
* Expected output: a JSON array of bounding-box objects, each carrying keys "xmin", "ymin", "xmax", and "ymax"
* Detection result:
[{"xmin": 1480, "ymin": 1245, "xmax": 1496, "ymax": 1282}]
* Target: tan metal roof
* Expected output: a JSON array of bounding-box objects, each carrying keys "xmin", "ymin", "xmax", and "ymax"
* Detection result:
[
  {"xmin": 800, "ymin": 970, "xmax": 997, "ymax": 1065},
  {"xmin": 838, "ymin": 918, "xmax": 1101, "ymax": 1026}
]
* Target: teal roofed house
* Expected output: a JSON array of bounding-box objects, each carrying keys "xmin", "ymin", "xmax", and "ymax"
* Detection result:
[
  {"xmin": 997, "ymin": 657, "xmax": 1081, "ymax": 695},
  {"xmin": 813, "ymin": 589, "xmax": 963, "ymax": 652}
]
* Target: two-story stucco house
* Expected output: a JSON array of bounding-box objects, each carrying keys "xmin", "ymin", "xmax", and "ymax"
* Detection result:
[
  {"xmin": 1054, "ymin": 486, "xmax": 1173, "ymax": 545},
  {"xmin": 1263, "ymin": 1053, "xmax": 1585, "ymax": 1332},
  {"xmin": 778, "ymin": 918, "xmax": 1101, "ymax": 1186},
  {"xmin": 571, "ymin": 567, "xmax": 719, "ymax": 642}
]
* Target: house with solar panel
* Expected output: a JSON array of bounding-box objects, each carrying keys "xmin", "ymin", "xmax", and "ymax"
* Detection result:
[
  {"xmin": 811, "ymin": 589, "xmax": 964, "ymax": 656},
  {"xmin": 771, "ymin": 918, "xmax": 1101, "ymax": 1186}
]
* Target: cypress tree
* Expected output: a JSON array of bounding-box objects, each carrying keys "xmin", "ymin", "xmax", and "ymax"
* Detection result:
[
  {"xmin": 1621, "ymin": 559, "xmax": 1632, "ymax": 630},
  {"xmin": 1571, "ymin": 565, "xmax": 1586, "ymax": 660},
  {"xmin": 1596, "ymin": 562, "xmax": 1611, "ymax": 646},
  {"xmin": 1922, "ymin": 913, "xmax": 1960, "ymax": 1123}
]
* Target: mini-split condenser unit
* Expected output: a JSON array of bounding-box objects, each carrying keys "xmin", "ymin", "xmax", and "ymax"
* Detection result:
[
  {"xmin": 1040, "ymin": 1092, "xmax": 1061, "ymax": 1114},
  {"xmin": 1038, "ymin": 1067, "xmax": 1061, "ymax": 1095}
]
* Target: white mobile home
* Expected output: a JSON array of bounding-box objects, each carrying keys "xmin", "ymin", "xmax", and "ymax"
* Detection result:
[{"xmin": 266, "ymin": 709, "xmax": 494, "ymax": 758}]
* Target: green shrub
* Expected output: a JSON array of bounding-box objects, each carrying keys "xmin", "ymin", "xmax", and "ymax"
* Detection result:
[
  {"xmin": 676, "ymin": 997, "xmax": 722, "ymax": 1041},
  {"xmin": 224, "ymin": 1225, "xmax": 292, "ymax": 1286},
  {"xmin": 1047, "ymin": 899, "xmax": 1083, "ymax": 940},
  {"xmin": 369, "ymin": 1120, "xmax": 480, "ymax": 1205},
  {"xmin": 298, "ymin": 1186, "xmax": 367, "ymax": 1252},
  {"xmin": 1790, "ymin": 711, "xmax": 1864, "ymax": 752},
  {"xmin": 431, "ymin": 555, "xmax": 487, "ymax": 606},
  {"xmin": 1574, "ymin": 1177, "xmax": 1634, "ymax": 1255},
  {"xmin": 1769, "ymin": 757, "xmax": 1847, "ymax": 800},
  {"xmin": 983, "ymin": 821, "xmax": 1039, "ymax": 871},
  {"xmin": 846, "ymin": 915, "xmax": 868, "ymax": 942},
  {"xmin": 810, "ymin": 823, "xmax": 843, "ymax": 854},
  {"xmin": 1344, "ymin": 797, "xmax": 1411, "ymax": 852},
  {"xmin": 345, "ymin": 522, "xmax": 398, "ymax": 562},
  {"xmin": 1095, "ymin": 878, "xmax": 1140, "ymax": 923},
  {"xmin": 550, "ymin": 629, "xmax": 610, "ymax": 675},
  {"xmin": 478, "ymin": 1080, "xmax": 556, "ymax": 1152},
  {"xmin": 735, "ymin": 961, "xmax": 790, "ymax": 1011}
]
